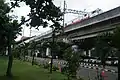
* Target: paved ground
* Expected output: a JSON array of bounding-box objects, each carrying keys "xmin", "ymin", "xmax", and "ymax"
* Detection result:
[
  {"xmin": 77, "ymin": 67, "xmax": 117, "ymax": 80},
  {"xmin": 26, "ymin": 56, "xmax": 118, "ymax": 80}
]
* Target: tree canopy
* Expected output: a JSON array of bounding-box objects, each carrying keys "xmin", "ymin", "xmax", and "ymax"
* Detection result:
[
  {"xmin": 0, "ymin": 0, "xmax": 63, "ymax": 77},
  {"xmin": 0, "ymin": 0, "xmax": 22, "ymax": 53},
  {"xmin": 10, "ymin": 0, "xmax": 63, "ymax": 32}
]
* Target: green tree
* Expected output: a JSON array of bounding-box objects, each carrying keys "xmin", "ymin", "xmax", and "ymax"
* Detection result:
[
  {"xmin": 41, "ymin": 41, "xmax": 70, "ymax": 73},
  {"xmin": 24, "ymin": 43, "xmax": 29, "ymax": 60},
  {"xmin": 0, "ymin": 0, "xmax": 22, "ymax": 77},
  {"xmin": 110, "ymin": 27, "xmax": 120, "ymax": 80},
  {"xmin": 95, "ymin": 32, "xmax": 113, "ymax": 68},
  {"xmin": 9, "ymin": 0, "xmax": 63, "ymax": 30},
  {"xmin": 6, "ymin": 20, "xmax": 22, "ymax": 77},
  {"xmin": 63, "ymin": 47, "xmax": 81, "ymax": 80},
  {"xmin": 29, "ymin": 41, "xmax": 38, "ymax": 65},
  {"xmin": 9, "ymin": 0, "xmax": 63, "ymax": 74},
  {"xmin": 0, "ymin": 0, "xmax": 63, "ymax": 76},
  {"xmin": 18, "ymin": 42, "xmax": 30, "ymax": 61},
  {"xmin": 0, "ymin": 0, "xmax": 10, "ymax": 53},
  {"xmin": 54, "ymin": 42, "xmax": 70, "ymax": 59},
  {"xmin": 13, "ymin": 45, "xmax": 21, "ymax": 58},
  {"xmin": 95, "ymin": 30, "xmax": 120, "ymax": 80}
]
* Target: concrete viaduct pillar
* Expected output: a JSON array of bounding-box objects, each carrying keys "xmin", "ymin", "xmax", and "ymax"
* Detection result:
[{"xmin": 46, "ymin": 47, "xmax": 51, "ymax": 56}]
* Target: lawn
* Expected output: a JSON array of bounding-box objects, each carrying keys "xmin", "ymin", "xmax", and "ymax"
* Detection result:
[{"xmin": 0, "ymin": 56, "xmax": 66, "ymax": 80}]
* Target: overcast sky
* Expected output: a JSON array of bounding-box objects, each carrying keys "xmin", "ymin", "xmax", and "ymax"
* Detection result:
[{"xmin": 8, "ymin": 0, "xmax": 120, "ymax": 41}]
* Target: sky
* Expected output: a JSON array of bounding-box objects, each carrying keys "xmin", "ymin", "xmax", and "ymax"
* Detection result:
[{"xmin": 7, "ymin": 0, "xmax": 120, "ymax": 41}]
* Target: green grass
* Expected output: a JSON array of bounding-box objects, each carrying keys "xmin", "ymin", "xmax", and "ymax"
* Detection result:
[{"xmin": 0, "ymin": 56, "xmax": 66, "ymax": 80}]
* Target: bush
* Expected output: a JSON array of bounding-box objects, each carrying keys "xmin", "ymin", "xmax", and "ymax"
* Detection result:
[
  {"xmin": 63, "ymin": 48, "xmax": 82, "ymax": 80},
  {"xmin": 34, "ymin": 60, "xmax": 38, "ymax": 65},
  {"xmin": 43, "ymin": 63, "xmax": 50, "ymax": 69},
  {"xmin": 43, "ymin": 63, "xmax": 59, "ymax": 71},
  {"xmin": 52, "ymin": 65, "xmax": 59, "ymax": 71},
  {"xmin": 60, "ymin": 66, "xmax": 67, "ymax": 74}
]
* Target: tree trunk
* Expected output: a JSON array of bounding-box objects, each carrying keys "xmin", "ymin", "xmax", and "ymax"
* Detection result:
[
  {"xmin": 32, "ymin": 49, "xmax": 36, "ymax": 65},
  {"xmin": 50, "ymin": 55, "xmax": 53, "ymax": 73},
  {"xmin": 6, "ymin": 32, "xmax": 13, "ymax": 77},
  {"xmin": 23, "ymin": 51, "xmax": 25, "ymax": 61},
  {"xmin": 32, "ymin": 53, "xmax": 35, "ymax": 66},
  {"xmin": 50, "ymin": 30, "xmax": 55, "ymax": 73},
  {"xmin": 102, "ymin": 58, "xmax": 106, "ymax": 69},
  {"xmin": 118, "ymin": 50, "xmax": 120, "ymax": 80}
]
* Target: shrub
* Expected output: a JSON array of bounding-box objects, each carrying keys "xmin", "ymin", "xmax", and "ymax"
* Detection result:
[
  {"xmin": 52, "ymin": 65, "xmax": 59, "ymax": 71},
  {"xmin": 43, "ymin": 63, "xmax": 50, "ymax": 69},
  {"xmin": 63, "ymin": 48, "xmax": 82, "ymax": 80}
]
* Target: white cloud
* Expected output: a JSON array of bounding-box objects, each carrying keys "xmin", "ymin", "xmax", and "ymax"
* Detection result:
[{"xmin": 86, "ymin": 0, "xmax": 120, "ymax": 11}]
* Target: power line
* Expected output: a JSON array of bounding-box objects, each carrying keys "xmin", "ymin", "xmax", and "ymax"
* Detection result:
[
  {"xmin": 62, "ymin": 0, "xmax": 103, "ymax": 27},
  {"xmin": 62, "ymin": 0, "xmax": 90, "ymax": 27}
]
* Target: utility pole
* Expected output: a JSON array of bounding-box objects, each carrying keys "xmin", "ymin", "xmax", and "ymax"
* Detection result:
[{"xmin": 63, "ymin": 0, "xmax": 66, "ymax": 27}]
